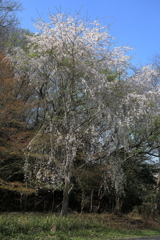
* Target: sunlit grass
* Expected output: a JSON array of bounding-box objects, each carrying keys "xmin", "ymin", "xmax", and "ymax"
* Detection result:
[{"xmin": 0, "ymin": 212, "xmax": 160, "ymax": 240}]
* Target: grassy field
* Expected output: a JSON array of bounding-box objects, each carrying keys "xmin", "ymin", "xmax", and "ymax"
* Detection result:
[{"xmin": 0, "ymin": 212, "xmax": 160, "ymax": 240}]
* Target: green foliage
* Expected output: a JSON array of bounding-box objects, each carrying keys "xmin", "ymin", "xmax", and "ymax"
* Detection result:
[
  {"xmin": 7, "ymin": 28, "xmax": 33, "ymax": 51},
  {"xmin": 122, "ymin": 161, "xmax": 157, "ymax": 213},
  {"xmin": 0, "ymin": 0, "xmax": 23, "ymax": 50}
]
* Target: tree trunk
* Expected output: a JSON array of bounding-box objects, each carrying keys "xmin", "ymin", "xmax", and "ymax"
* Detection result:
[
  {"xmin": 96, "ymin": 187, "xmax": 104, "ymax": 213},
  {"xmin": 90, "ymin": 189, "xmax": 94, "ymax": 212},
  {"xmin": 114, "ymin": 196, "xmax": 122, "ymax": 216},
  {"xmin": 61, "ymin": 178, "xmax": 70, "ymax": 217},
  {"xmin": 81, "ymin": 190, "xmax": 85, "ymax": 213},
  {"xmin": 61, "ymin": 138, "xmax": 74, "ymax": 217}
]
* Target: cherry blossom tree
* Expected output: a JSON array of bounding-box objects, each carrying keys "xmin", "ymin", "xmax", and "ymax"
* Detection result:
[{"xmin": 8, "ymin": 13, "xmax": 160, "ymax": 216}]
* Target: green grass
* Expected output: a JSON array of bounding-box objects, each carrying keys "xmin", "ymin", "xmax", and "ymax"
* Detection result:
[{"xmin": 0, "ymin": 212, "xmax": 160, "ymax": 240}]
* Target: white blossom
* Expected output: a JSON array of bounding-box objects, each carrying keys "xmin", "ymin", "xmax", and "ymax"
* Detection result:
[{"xmin": 7, "ymin": 13, "xmax": 160, "ymax": 207}]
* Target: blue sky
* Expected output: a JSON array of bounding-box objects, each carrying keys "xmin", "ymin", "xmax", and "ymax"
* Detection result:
[{"xmin": 18, "ymin": 0, "xmax": 160, "ymax": 67}]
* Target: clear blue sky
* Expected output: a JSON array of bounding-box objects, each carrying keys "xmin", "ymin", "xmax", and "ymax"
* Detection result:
[{"xmin": 18, "ymin": 0, "xmax": 160, "ymax": 67}]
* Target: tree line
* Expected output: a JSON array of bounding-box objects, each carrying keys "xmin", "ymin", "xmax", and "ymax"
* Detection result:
[{"xmin": 0, "ymin": 0, "xmax": 160, "ymax": 217}]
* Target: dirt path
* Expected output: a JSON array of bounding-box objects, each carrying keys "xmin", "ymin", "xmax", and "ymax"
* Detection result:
[{"xmin": 117, "ymin": 236, "xmax": 160, "ymax": 240}]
